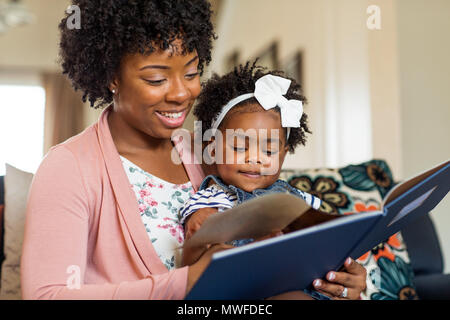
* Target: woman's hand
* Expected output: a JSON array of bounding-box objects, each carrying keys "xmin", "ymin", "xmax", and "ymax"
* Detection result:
[
  {"xmin": 266, "ymin": 291, "xmax": 314, "ymax": 300},
  {"xmin": 312, "ymin": 257, "xmax": 367, "ymax": 300},
  {"xmin": 184, "ymin": 207, "xmax": 218, "ymax": 240},
  {"xmin": 186, "ymin": 243, "xmax": 234, "ymax": 294}
]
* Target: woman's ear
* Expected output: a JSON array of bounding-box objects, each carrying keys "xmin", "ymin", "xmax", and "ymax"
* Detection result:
[{"xmin": 109, "ymin": 76, "xmax": 120, "ymax": 95}]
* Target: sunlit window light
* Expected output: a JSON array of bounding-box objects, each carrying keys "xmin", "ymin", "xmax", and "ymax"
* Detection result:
[{"xmin": 0, "ymin": 85, "xmax": 45, "ymax": 175}]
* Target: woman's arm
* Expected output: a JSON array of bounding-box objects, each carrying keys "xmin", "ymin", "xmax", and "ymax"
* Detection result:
[{"xmin": 21, "ymin": 146, "xmax": 188, "ymax": 300}]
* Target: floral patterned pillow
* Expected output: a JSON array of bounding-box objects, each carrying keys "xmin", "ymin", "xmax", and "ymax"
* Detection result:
[{"xmin": 280, "ymin": 159, "xmax": 419, "ymax": 300}]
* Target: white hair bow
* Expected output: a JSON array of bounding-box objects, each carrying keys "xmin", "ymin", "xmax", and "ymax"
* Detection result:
[
  {"xmin": 210, "ymin": 74, "xmax": 303, "ymax": 139},
  {"xmin": 254, "ymin": 74, "xmax": 303, "ymax": 128}
]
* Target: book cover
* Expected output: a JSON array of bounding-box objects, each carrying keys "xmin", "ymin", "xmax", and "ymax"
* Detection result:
[{"xmin": 185, "ymin": 160, "xmax": 450, "ymax": 300}]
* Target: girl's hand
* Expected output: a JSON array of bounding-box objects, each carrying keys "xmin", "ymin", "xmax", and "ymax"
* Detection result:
[
  {"xmin": 254, "ymin": 230, "xmax": 284, "ymax": 242},
  {"xmin": 312, "ymin": 257, "xmax": 367, "ymax": 300},
  {"xmin": 182, "ymin": 208, "xmax": 221, "ymax": 266},
  {"xmin": 184, "ymin": 207, "xmax": 218, "ymax": 240}
]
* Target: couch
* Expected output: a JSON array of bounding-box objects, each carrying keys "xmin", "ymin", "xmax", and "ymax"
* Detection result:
[
  {"xmin": 280, "ymin": 159, "xmax": 450, "ymax": 300},
  {"xmin": 0, "ymin": 160, "xmax": 449, "ymax": 299}
]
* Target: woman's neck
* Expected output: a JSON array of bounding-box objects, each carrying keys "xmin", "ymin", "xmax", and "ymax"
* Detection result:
[{"xmin": 107, "ymin": 109, "xmax": 173, "ymax": 156}]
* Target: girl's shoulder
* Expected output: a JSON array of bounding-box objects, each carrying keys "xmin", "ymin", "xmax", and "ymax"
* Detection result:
[
  {"xmin": 178, "ymin": 183, "xmax": 237, "ymax": 224},
  {"xmin": 187, "ymin": 183, "xmax": 237, "ymax": 203}
]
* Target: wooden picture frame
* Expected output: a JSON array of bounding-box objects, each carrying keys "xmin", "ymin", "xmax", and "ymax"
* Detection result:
[
  {"xmin": 283, "ymin": 51, "xmax": 304, "ymax": 88},
  {"xmin": 252, "ymin": 41, "xmax": 280, "ymax": 70},
  {"xmin": 225, "ymin": 50, "xmax": 241, "ymax": 73}
]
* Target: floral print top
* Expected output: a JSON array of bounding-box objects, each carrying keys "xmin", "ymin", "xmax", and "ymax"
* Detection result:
[{"xmin": 120, "ymin": 156, "xmax": 194, "ymax": 270}]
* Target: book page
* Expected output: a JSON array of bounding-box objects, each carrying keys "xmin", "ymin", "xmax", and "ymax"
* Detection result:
[
  {"xmin": 383, "ymin": 160, "xmax": 450, "ymax": 207},
  {"xmin": 182, "ymin": 193, "xmax": 340, "ymax": 265}
]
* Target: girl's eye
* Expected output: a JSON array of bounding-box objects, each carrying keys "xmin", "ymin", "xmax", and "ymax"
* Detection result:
[
  {"xmin": 263, "ymin": 150, "xmax": 278, "ymax": 156},
  {"xmin": 232, "ymin": 146, "xmax": 247, "ymax": 152}
]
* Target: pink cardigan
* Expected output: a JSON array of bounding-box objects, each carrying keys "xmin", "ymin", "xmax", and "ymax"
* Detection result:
[{"xmin": 21, "ymin": 106, "xmax": 205, "ymax": 300}]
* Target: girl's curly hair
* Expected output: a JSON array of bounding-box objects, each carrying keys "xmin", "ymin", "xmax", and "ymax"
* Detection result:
[
  {"xmin": 194, "ymin": 61, "xmax": 312, "ymax": 153},
  {"xmin": 59, "ymin": 0, "xmax": 216, "ymax": 108}
]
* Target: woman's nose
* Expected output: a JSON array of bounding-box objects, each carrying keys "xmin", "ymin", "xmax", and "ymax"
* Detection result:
[{"xmin": 166, "ymin": 78, "xmax": 190, "ymax": 104}]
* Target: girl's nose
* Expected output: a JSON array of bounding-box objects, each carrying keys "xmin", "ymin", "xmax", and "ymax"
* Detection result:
[
  {"xmin": 246, "ymin": 149, "xmax": 271, "ymax": 165},
  {"xmin": 246, "ymin": 148, "xmax": 260, "ymax": 164}
]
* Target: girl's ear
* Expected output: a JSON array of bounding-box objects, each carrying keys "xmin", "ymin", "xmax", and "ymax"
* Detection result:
[
  {"xmin": 204, "ymin": 136, "xmax": 216, "ymax": 163},
  {"xmin": 209, "ymin": 141, "xmax": 216, "ymax": 157},
  {"xmin": 278, "ymin": 144, "xmax": 290, "ymax": 165}
]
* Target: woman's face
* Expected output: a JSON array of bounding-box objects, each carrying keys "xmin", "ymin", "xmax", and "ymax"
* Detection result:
[{"xmin": 111, "ymin": 40, "xmax": 201, "ymax": 140}]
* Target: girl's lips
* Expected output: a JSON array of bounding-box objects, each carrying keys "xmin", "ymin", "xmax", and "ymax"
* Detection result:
[
  {"xmin": 155, "ymin": 109, "xmax": 188, "ymax": 128},
  {"xmin": 239, "ymin": 171, "xmax": 261, "ymax": 179}
]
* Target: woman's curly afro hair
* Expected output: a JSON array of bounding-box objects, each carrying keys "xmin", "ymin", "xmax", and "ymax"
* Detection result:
[
  {"xmin": 59, "ymin": 0, "xmax": 215, "ymax": 108},
  {"xmin": 193, "ymin": 61, "xmax": 312, "ymax": 153}
]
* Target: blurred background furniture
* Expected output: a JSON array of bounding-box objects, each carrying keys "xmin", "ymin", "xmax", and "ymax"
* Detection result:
[
  {"xmin": 280, "ymin": 159, "xmax": 450, "ymax": 300},
  {"xmin": 0, "ymin": 164, "xmax": 34, "ymax": 299}
]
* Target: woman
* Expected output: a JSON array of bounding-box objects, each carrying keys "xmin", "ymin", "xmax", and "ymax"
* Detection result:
[{"xmin": 21, "ymin": 0, "xmax": 366, "ymax": 300}]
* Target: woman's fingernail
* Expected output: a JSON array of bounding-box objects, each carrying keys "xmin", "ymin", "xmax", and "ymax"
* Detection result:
[
  {"xmin": 327, "ymin": 272, "xmax": 336, "ymax": 281},
  {"xmin": 313, "ymin": 279, "xmax": 322, "ymax": 288},
  {"xmin": 346, "ymin": 257, "xmax": 353, "ymax": 265}
]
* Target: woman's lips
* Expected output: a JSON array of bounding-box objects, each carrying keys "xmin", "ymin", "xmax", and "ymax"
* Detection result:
[{"xmin": 155, "ymin": 109, "xmax": 188, "ymax": 128}]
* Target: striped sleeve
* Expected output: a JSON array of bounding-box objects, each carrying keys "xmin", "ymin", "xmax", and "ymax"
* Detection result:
[
  {"xmin": 179, "ymin": 185, "xmax": 237, "ymax": 225},
  {"xmin": 302, "ymin": 191, "xmax": 322, "ymax": 210},
  {"xmin": 292, "ymin": 188, "xmax": 322, "ymax": 210}
]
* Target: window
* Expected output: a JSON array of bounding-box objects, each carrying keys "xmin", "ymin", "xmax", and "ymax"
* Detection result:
[{"xmin": 0, "ymin": 85, "xmax": 46, "ymax": 175}]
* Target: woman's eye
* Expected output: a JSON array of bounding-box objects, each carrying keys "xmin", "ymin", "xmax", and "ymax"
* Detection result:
[
  {"xmin": 185, "ymin": 72, "xmax": 199, "ymax": 79},
  {"xmin": 144, "ymin": 79, "xmax": 166, "ymax": 86}
]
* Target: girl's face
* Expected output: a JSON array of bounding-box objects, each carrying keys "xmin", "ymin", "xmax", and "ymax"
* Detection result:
[
  {"xmin": 110, "ymin": 39, "xmax": 201, "ymax": 140},
  {"xmin": 215, "ymin": 104, "xmax": 290, "ymax": 192}
]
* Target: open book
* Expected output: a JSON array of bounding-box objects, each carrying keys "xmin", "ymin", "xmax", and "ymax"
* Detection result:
[{"xmin": 184, "ymin": 160, "xmax": 450, "ymax": 300}]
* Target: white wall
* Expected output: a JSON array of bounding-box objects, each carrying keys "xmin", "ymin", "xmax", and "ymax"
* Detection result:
[
  {"xmin": 321, "ymin": 0, "xmax": 373, "ymax": 169},
  {"xmin": 396, "ymin": 0, "xmax": 450, "ymax": 273},
  {"xmin": 211, "ymin": 0, "xmax": 450, "ymax": 273},
  {"xmin": 367, "ymin": 0, "xmax": 403, "ymax": 179},
  {"xmin": 209, "ymin": 0, "xmax": 375, "ymax": 170},
  {"xmin": 0, "ymin": 0, "xmax": 102, "ymax": 132},
  {"xmin": 0, "ymin": 0, "xmax": 70, "ymax": 71}
]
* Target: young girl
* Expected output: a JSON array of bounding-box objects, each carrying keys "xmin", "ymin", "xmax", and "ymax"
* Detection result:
[
  {"xmin": 179, "ymin": 61, "xmax": 320, "ymax": 243},
  {"xmin": 178, "ymin": 62, "xmax": 366, "ymax": 300}
]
